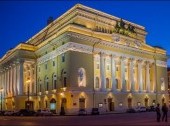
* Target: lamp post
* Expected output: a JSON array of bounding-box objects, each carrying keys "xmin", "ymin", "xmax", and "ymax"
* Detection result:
[
  {"xmin": 26, "ymin": 80, "xmax": 30, "ymax": 110},
  {"xmin": 0, "ymin": 88, "xmax": 4, "ymax": 111}
]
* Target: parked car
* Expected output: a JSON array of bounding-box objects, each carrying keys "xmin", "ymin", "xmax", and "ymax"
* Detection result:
[
  {"xmin": 147, "ymin": 106, "xmax": 156, "ymax": 112},
  {"xmin": 4, "ymin": 111, "xmax": 14, "ymax": 116},
  {"xmin": 78, "ymin": 109, "xmax": 87, "ymax": 116},
  {"xmin": 35, "ymin": 109, "xmax": 53, "ymax": 116},
  {"xmin": 135, "ymin": 106, "xmax": 147, "ymax": 112},
  {"xmin": 15, "ymin": 109, "xmax": 35, "ymax": 116},
  {"xmin": 126, "ymin": 108, "xmax": 136, "ymax": 113},
  {"xmin": 91, "ymin": 108, "xmax": 99, "ymax": 115},
  {"xmin": 0, "ymin": 111, "xmax": 5, "ymax": 116}
]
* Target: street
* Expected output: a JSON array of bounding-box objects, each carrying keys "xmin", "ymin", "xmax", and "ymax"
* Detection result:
[{"xmin": 0, "ymin": 112, "xmax": 169, "ymax": 125}]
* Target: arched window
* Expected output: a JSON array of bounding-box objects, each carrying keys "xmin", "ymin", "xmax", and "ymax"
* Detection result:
[
  {"xmin": 95, "ymin": 77, "xmax": 99, "ymax": 88},
  {"xmin": 106, "ymin": 78, "xmax": 110, "ymax": 89},
  {"xmin": 45, "ymin": 76, "xmax": 49, "ymax": 91},
  {"xmin": 78, "ymin": 68, "xmax": 86, "ymax": 87},
  {"xmin": 52, "ymin": 74, "xmax": 57, "ymax": 89}
]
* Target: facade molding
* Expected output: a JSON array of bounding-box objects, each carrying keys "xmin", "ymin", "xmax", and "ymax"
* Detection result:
[{"xmin": 37, "ymin": 42, "xmax": 158, "ymax": 65}]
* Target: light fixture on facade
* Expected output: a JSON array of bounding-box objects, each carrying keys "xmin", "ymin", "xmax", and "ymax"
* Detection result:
[
  {"xmin": 60, "ymin": 92, "xmax": 64, "ymax": 97},
  {"xmin": 119, "ymin": 102, "xmax": 123, "ymax": 107}
]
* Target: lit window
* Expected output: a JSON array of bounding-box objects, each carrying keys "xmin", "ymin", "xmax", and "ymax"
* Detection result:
[
  {"xmin": 78, "ymin": 68, "xmax": 86, "ymax": 87},
  {"xmin": 106, "ymin": 78, "xmax": 110, "ymax": 89}
]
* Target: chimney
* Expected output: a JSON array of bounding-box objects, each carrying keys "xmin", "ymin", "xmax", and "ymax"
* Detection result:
[{"xmin": 47, "ymin": 16, "xmax": 54, "ymax": 25}]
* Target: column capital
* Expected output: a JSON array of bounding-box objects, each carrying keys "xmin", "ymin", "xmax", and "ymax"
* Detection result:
[
  {"xmin": 128, "ymin": 57, "xmax": 135, "ymax": 62},
  {"xmin": 120, "ymin": 56, "xmax": 126, "ymax": 61},
  {"xmin": 137, "ymin": 59, "xmax": 143, "ymax": 63}
]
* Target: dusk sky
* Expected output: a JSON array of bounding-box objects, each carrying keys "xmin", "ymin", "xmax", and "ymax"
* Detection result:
[{"xmin": 0, "ymin": 1, "xmax": 170, "ymax": 66}]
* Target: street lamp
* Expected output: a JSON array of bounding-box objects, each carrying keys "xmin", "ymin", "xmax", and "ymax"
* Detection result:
[{"xmin": 0, "ymin": 88, "xmax": 4, "ymax": 111}]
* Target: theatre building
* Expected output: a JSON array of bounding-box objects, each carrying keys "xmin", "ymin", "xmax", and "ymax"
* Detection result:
[{"xmin": 0, "ymin": 4, "xmax": 168, "ymax": 114}]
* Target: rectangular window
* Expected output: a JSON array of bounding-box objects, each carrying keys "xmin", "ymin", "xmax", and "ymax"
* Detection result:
[
  {"xmin": 64, "ymin": 77, "xmax": 67, "ymax": 87},
  {"xmin": 38, "ymin": 67, "xmax": 40, "ymax": 72},
  {"xmin": 45, "ymin": 64, "xmax": 47, "ymax": 70},
  {"xmin": 47, "ymin": 82, "xmax": 49, "ymax": 90},
  {"xmin": 62, "ymin": 54, "xmax": 65, "ymax": 62},
  {"xmin": 40, "ymin": 84, "xmax": 41, "ymax": 92},
  {"xmin": 53, "ymin": 61, "xmax": 55, "ymax": 66},
  {"xmin": 54, "ymin": 80, "xmax": 57, "ymax": 89}
]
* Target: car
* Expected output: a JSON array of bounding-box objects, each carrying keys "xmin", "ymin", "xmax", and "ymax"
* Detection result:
[
  {"xmin": 4, "ymin": 111, "xmax": 14, "ymax": 116},
  {"xmin": 35, "ymin": 109, "xmax": 53, "ymax": 116},
  {"xmin": 15, "ymin": 109, "xmax": 35, "ymax": 116},
  {"xmin": 91, "ymin": 108, "xmax": 99, "ymax": 115},
  {"xmin": 135, "ymin": 106, "xmax": 147, "ymax": 112},
  {"xmin": 147, "ymin": 106, "xmax": 156, "ymax": 112},
  {"xmin": 126, "ymin": 108, "xmax": 136, "ymax": 113},
  {"xmin": 78, "ymin": 109, "xmax": 87, "ymax": 116},
  {"xmin": 0, "ymin": 111, "xmax": 5, "ymax": 116}
]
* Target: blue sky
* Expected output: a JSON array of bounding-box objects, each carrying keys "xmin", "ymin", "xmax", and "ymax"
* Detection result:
[{"xmin": 0, "ymin": 1, "xmax": 170, "ymax": 66}]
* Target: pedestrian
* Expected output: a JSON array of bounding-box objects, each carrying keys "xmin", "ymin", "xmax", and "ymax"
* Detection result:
[
  {"xmin": 155, "ymin": 103, "xmax": 161, "ymax": 122},
  {"xmin": 162, "ymin": 103, "xmax": 168, "ymax": 122}
]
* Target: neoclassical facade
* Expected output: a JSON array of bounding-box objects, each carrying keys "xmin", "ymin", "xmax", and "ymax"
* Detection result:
[{"xmin": 0, "ymin": 4, "xmax": 168, "ymax": 114}]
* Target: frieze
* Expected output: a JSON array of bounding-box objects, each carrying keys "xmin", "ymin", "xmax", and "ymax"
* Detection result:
[{"xmin": 37, "ymin": 42, "xmax": 156, "ymax": 65}]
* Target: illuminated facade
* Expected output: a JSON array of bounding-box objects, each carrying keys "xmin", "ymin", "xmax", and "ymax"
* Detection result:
[
  {"xmin": 0, "ymin": 4, "xmax": 168, "ymax": 114},
  {"xmin": 168, "ymin": 67, "xmax": 170, "ymax": 105}
]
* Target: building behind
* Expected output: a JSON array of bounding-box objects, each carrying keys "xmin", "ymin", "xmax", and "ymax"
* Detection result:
[{"xmin": 0, "ymin": 4, "xmax": 168, "ymax": 114}]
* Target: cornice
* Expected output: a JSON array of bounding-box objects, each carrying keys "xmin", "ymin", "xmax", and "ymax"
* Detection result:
[{"xmin": 37, "ymin": 42, "xmax": 163, "ymax": 66}]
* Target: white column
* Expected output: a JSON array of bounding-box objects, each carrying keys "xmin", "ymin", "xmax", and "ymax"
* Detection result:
[
  {"xmin": 7, "ymin": 69, "xmax": 9, "ymax": 95},
  {"xmin": 18, "ymin": 61, "xmax": 24, "ymax": 95},
  {"xmin": 129, "ymin": 58, "xmax": 135, "ymax": 92},
  {"xmin": 111, "ymin": 55, "xmax": 117, "ymax": 92},
  {"xmin": 138, "ymin": 59, "xmax": 143, "ymax": 92},
  {"xmin": 10, "ymin": 66, "xmax": 12, "ymax": 94},
  {"xmin": 120, "ymin": 57, "xmax": 126, "ymax": 92},
  {"xmin": 146, "ymin": 61, "xmax": 150, "ymax": 92},
  {"xmin": 152, "ymin": 63, "xmax": 156, "ymax": 92},
  {"xmin": 13, "ymin": 65, "xmax": 16, "ymax": 95},
  {"xmin": 16, "ymin": 64, "xmax": 19, "ymax": 95},
  {"xmin": 30, "ymin": 66, "xmax": 33, "ymax": 94},
  {"xmin": 100, "ymin": 53, "xmax": 106, "ymax": 91},
  {"xmin": 4, "ymin": 70, "xmax": 7, "ymax": 96}
]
